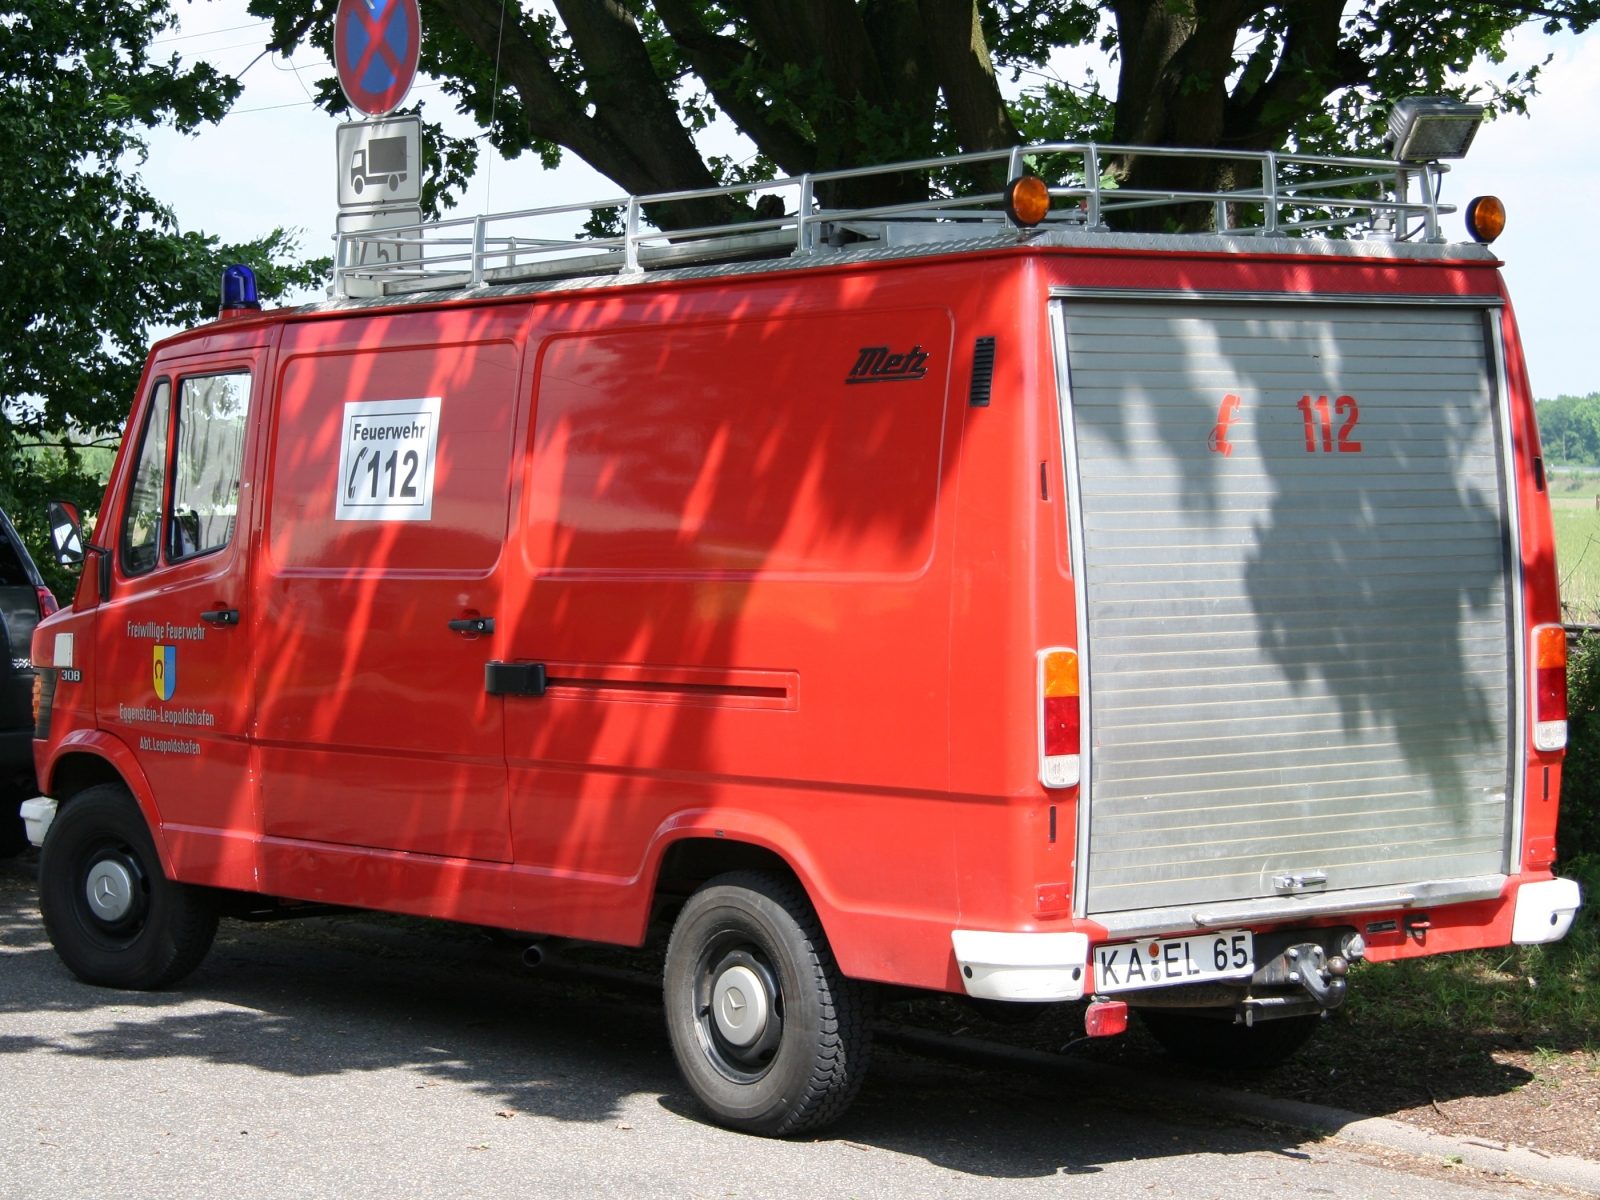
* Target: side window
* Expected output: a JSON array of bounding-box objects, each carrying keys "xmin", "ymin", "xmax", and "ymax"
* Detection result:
[
  {"xmin": 169, "ymin": 372, "xmax": 251, "ymax": 561},
  {"xmin": 0, "ymin": 528, "xmax": 30, "ymax": 586},
  {"xmin": 120, "ymin": 380, "xmax": 172, "ymax": 576}
]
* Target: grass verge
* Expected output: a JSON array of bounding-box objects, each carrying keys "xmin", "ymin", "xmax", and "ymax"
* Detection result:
[{"xmin": 1341, "ymin": 854, "xmax": 1595, "ymax": 1046}]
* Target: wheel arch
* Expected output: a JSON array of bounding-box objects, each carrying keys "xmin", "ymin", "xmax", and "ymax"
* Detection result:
[
  {"xmin": 641, "ymin": 813, "xmax": 838, "ymax": 941},
  {"xmin": 655, "ymin": 837, "xmax": 796, "ymax": 896},
  {"xmin": 42, "ymin": 732, "xmax": 174, "ymax": 876}
]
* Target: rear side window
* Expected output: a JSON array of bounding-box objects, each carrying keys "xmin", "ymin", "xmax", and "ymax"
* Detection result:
[
  {"xmin": 169, "ymin": 373, "xmax": 251, "ymax": 561},
  {"xmin": 0, "ymin": 529, "xmax": 30, "ymax": 586},
  {"xmin": 121, "ymin": 380, "xmax": 172, "ymax": 576}
]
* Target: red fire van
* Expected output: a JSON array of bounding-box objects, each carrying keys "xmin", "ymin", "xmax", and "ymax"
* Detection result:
[{"xmin": 27, "ymin": 143, "xmax": 1583, "ymax": 1135}]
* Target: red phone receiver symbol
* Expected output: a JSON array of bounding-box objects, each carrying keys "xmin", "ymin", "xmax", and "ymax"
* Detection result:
[{"xmin": 1209, "ymin": 394, "xmax": 1242, "ymax": 457}]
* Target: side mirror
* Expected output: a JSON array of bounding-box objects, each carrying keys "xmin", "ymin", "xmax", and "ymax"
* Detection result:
[
  {"xmin": 47, "ymin": 501, "xmax": 84, "ymax": 566},
  {"xmin": 47, "ymin": 499, "xmax": 110, "ymax": 602}
]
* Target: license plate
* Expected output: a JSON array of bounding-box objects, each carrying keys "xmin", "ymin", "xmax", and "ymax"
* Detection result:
[{"xmin": 1093, "ymin": 929, "xmax": 1254, "ymax": 993}]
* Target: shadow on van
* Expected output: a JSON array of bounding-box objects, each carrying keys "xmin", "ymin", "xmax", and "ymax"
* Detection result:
[{"xmin": 1061, "ymin": 302, "xmax": 1522, "ymax": 910}]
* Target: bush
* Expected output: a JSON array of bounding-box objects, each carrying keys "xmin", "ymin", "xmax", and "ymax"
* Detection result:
[{"xmin": 1561, "ymin": 632, "xmax": 1600, "ymax": 863}]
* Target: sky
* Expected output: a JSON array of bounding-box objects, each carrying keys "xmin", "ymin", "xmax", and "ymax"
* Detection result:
[{"xmin": 141, "ymin": 0, "xmax": 1600, "ymax": 398}]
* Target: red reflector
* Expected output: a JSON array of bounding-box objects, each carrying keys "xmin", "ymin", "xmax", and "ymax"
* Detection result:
[
  {"xmin": 1538, "ymin": 666, "xmax": 1567, "ymax": 722},
  {"xmin": 1084, "ymin": 1000, "xmax": 1128, "ymax": 1038},
  {"xmin": 1043, "ymin": 694, "xmax": 1080, "ymax": 757},
  {"xmin": 36, "ymin": 586, "xmax": 58, "ymax": 618},
  {"xmin": 1533, "ymin": 625, "xmax": 1567, "ymax": 727}
]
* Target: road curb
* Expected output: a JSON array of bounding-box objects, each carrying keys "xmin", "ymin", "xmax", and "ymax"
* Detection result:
[{"xmin": 875, "ymin": 1024, "xmax": 1600, "ymax": 1196}]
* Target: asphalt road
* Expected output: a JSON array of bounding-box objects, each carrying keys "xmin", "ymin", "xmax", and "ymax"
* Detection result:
[{"xmin": 0, "ymin": 860, "xmax": 1541, "ymax": 1200}]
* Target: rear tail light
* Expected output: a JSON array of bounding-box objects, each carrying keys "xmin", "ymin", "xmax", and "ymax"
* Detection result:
[
  {"xmin": 1084, "ymin": 999, "xmax": 1128, "ymax": 1037},
  {"xmin": 35, "ymin": 586, "xmax": 58, "ymax": 617},
  {"xmin": 1039, "ymin": 647, "xmax": 1081, "ymax": 788},
  {"xmin": 1532, "ymin": 624, "xmax": 1567, "ymax": 752}
]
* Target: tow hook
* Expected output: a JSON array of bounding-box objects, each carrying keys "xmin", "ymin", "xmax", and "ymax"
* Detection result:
[{"xmin": 1261, "ymin": 942, "xmax": 1349, "ymax": 1009}]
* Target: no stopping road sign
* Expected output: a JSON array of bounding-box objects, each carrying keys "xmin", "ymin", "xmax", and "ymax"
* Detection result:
[{"xmin": 334, "ymin": 0, "xmax": 420, "ymax": 117}]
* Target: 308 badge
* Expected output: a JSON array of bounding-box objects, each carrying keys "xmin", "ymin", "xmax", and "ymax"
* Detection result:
[{"xmin": 153, "ymin": 644, "xmax": 177, "ymax": 701}]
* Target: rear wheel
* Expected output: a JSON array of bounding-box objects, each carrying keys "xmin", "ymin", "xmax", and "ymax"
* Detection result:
[
  {"xmin": 1137, "ymin": 1008, "xmax": 1321, "ymax": 1071},
  {"xmin": 38, "ymin": 783, "xmax": 218, "ymax": 989},
  {"xmin": 664, "ymin": 870, "xmax": 871, "ymax": 1136}
]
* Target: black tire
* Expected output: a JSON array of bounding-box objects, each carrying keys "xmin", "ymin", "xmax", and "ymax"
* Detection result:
[
  {"xmin": 664, "ymin": 869, "xmax": 871, "ymax": 1136},
  {"xmin": 1137, "ymin": 1007, "xmax": 1321, "ymax": 1071},
  {"xmin": 38, "ymin": 783, "xmax": 218, "ymax": 990}
]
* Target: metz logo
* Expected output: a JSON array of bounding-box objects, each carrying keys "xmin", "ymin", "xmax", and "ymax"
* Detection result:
[{"xmin": 846, "ymin": 345, "xmax": 930, "ymax": 384}]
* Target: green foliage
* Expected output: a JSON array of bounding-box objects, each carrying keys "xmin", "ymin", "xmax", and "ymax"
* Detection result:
[
  {"xmin": 1343, "ymin": 854, "xmax": 1596, "ymax": 1040},
  {"xmin": 247, "ymin": 0, "xmax": 1600, "ymax": 221},
  {"xmin": 3, "ymin": 445, "xmax": 112, "ymax": 601},
  {"xmin": 1561, "ymin": 635, "xmax": 1600, "ymax": 861},
  {"xmin": 0, "ymin": 0, "xmax": 328, "ymax": 580},
  {"xmin": 1536, "ymin": 394, "xmax": 1600, "ymax": 466}
]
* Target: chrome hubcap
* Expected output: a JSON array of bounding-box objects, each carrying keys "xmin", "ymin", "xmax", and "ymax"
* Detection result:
[
  {"xmin": 712, "ymin": 964, "xmax": 770, "ymax": 1047},
  {"xmin": 85, "ymin": 859, "xmax": 136, "ymax": 922},
  {"xmin": 696, "ymin": 943, "xmax": 784, "ymax": 1083}
]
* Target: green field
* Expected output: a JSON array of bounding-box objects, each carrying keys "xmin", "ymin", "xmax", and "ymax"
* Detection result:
[{"xmin": 1551, "ymin": 499, "xmax": 1600, "ymax": 622}]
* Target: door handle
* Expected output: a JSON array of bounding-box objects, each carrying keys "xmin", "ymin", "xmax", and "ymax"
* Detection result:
[
  {"xmin": 486, "ymin": 661, "xmax": 546, "ymax": 696},
  {"xmin": 448, "ymin": 616, "xmax": 495, "ymax": 635},
  {"xmin": 200, "ymin": 609, "xmax": 240, "ymax": 626}
]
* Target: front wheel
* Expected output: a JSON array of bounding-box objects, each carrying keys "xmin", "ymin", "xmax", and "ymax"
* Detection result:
[
  {"xmin": 1137, "ymin": 1007, "xmax": 1321, "ymax": 1071},
  {"xmin": 38, "ymin": 783, "xmax": 218, "ymax": 989},
  {"xmin": 664, "ymin": 870, "xmax": 871, "ymax": 1136}
]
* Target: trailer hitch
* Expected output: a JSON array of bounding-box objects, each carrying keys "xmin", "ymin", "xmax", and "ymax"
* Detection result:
[{"xmin": 1255, "ymin": 941, "xmax": 1349, "ymax": 1009}]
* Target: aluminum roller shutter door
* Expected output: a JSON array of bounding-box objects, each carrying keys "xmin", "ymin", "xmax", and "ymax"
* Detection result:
[{"xmin": 1060, "ymin": 302, "xmax": 1515, "ymax": 916}]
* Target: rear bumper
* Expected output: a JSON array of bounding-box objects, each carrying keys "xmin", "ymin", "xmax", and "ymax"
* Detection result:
[
  {"xmin": 1089, "ymin": 874, "xmax": 1508, "ymax": 941},
  {"xmin": 950, "ymin": 930, "xmax": 1089, "ymax": 1001},
  {"xmin": 1512, "ymin": 877, "xmax": 1583, "ymax": 944},
  {"xmin": 951, "ymin": 874, "xmax": 1578, "ymax": 1003}
]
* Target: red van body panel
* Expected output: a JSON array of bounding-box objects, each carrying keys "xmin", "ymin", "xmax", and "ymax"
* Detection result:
[{"xmin": 32, "ymin": 240, "xmax": 1565, "ymax": 995}]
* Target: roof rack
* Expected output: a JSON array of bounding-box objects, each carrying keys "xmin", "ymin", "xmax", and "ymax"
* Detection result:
[{"xmin": 332, "ymin": 142, "xmax": 1457, "ymax": 300}]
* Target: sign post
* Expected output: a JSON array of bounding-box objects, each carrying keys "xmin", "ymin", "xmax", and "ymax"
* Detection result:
[{"xmin": 334, "ymin": 0, "xmax": 424, "ymax": 270}]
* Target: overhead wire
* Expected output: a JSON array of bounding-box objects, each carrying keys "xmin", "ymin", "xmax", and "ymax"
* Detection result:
[
  {"xmin": 486, "ymin": 0, "xmax": 509, "ymax": 211},
  {"xmin": 150, "ymin": 20, "xmax": 273, "ymax": 45}
]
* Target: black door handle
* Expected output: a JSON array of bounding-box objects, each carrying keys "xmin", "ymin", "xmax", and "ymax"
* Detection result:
[
  {"xmin": 486, "ymin": 661, "xmax": 546, "ymax": 696},
  {"xmin": 200, "ymin": 609, "xmax": 240, "ymax": 625},
  {"xmin": 448, "ymin": 617, "xmax": 495, "ymax": 635}
]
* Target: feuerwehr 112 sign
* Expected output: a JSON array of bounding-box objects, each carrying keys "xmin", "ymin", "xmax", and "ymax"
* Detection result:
[{"xmin": 333, "ymin": 0, "xmax": 421, "ymax": 117}]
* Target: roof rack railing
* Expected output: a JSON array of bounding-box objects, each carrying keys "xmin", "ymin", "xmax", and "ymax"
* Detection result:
[{"xmin": 332, "ymin": 142, "xmax": 1455, "ymax": 299}]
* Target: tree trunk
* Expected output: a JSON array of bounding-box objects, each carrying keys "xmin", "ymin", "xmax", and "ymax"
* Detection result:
[
  {"xmin": 1105, "ymin": 0, "xmax": 1364, "ymax": 231},
  {"xmin": 431, "ymin": 0, "xmax": 746, "ymax": 230}
]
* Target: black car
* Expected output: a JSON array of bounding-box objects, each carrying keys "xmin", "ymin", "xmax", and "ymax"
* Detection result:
[{"xmin": 0, "ymin": 507, "xmax": 55, "ymax": 856}]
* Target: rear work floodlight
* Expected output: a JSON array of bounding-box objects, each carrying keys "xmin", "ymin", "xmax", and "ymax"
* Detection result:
[{"xmin": 1387, "ymin": 97, "xmax": 1485, "ymax": 163}]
